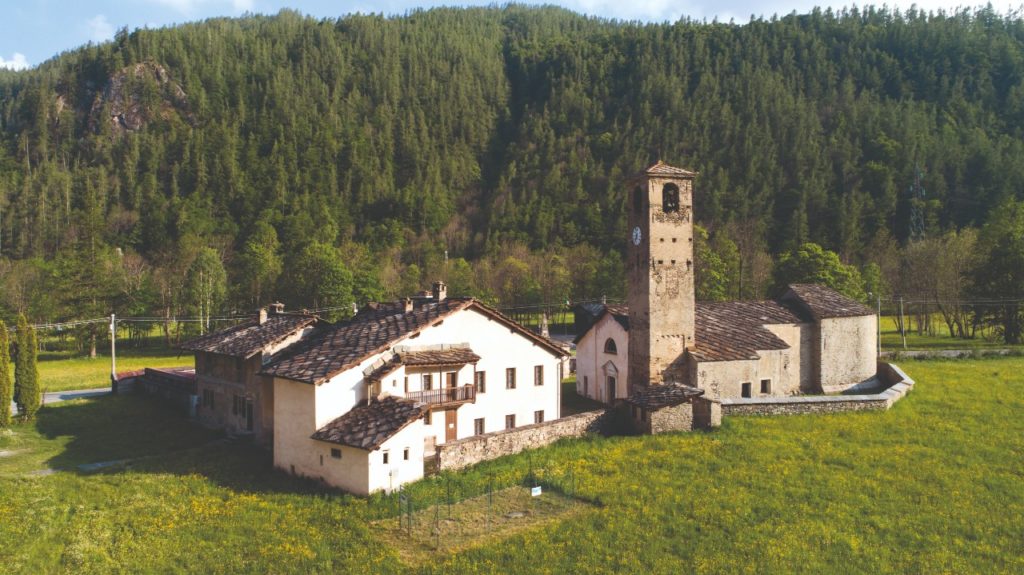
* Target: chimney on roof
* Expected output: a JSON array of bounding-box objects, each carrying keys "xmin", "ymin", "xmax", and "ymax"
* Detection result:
[
  {"xmin": 269, "ymin": 302, "xmax": 285, "ymax": 314},
  {"xmin": 403, "ymin": 297, "xmax": 414, "ymax": 313},
  {"xmin": 258, "ymin": 308, "xmax": 268, "ymax": 325},
  {"xmin": 432, "ymin": 281, "xmax": 447, "ymax": 302}
]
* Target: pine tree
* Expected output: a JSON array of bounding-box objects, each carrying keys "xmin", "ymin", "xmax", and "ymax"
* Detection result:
[
  {"xmin": 14, "ymin": 314, "xmax": 40, "ymax": 419},
  {"xmin": 0, "ymin": 322, "xmax": 12, "ymax": 427}
]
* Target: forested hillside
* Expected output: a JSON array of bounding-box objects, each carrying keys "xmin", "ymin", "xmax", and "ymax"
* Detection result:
[{"xmin": 2, "ymin": 5, "xmax": 1024, "ymax": 340}]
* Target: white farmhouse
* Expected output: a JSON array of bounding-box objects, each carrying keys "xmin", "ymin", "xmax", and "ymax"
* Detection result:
[{"xmin": 260, "ymin": 283, "xmax": 566, "ymax": 495}]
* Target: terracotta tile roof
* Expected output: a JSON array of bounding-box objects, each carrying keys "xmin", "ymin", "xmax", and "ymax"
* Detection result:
[
  {"xmin": 783, "ymin": 284, "xmax": 874, "ymax": 319},
  {"xmin": 179, "ymin": 313, "xmax": 317, "ymax": 358},
  {"xmin": 625, "ymin": 383, "xmax": 704, "ymax": 409},
  {"xmin": 691, "ymin": 301, "xmax": 805, "ymax": 362},
  {"xmin": 400, "ymin": 348, "xmax": 481, "ymax": 367},
  {"xmin": 630, "ymin": 160, "xmax": 698, "ymax": 179},
  {"xmin": 262, "ymin": 298, "xmax": 564, "ymax": 385},
  {"xmin": 311, "ymin": 396, "xmax": 423, "ymax": 451}
]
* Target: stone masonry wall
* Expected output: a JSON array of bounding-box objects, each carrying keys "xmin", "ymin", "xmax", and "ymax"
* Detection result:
[
  {"xmin": 436, "ymin": 409, "xmax": 614, "ymax": 472},
  {"xmin": 721, "ymin": 362, "xmax": 914, "ymax": 417},
  {"xmin": 649, "ymin": 402, "xmax": 694, "ymax": 434}
]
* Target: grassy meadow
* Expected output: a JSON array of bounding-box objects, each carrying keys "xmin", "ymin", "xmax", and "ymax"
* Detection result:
[
  {"xmin": 1, "ymin": 357, "xmax": 1022, "ymax": 573},
  {"xmin": 37, "ymin": 349, "xmax": 194, "ymax": 393}
]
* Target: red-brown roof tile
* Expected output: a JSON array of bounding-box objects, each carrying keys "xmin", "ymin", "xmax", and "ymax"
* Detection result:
[
  {"xmin": 625, "ymin": 383, "xmax": 704, "ymax": 409},
  {"xmin": 180, "ymin": 313, "xmax": 317, "ymax": 359},
  {"xmin": 690, "ymin": 300, "xmax": 805, "ymax": 362},
  {"xmin": 782, "ymin": 284, "xmax": 874, "ymax": 319},
  {"xmin": 311, "ymin": 396, "xmax": 424, "ymax": 451},
  {"xmin": 261, "ymin": 298, "xmax": 564, "ymax": 385},
  {"xmin": 400, "ymin": 348, "xmax": 481, "ymax": 367},
  {"xmin": 629, "ymin": 160, "xmax": 698, "ymax": 180}
]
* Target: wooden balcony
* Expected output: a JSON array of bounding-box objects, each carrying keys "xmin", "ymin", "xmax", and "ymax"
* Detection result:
[{"xmin": 406, "ymin": 385, "xmax": 476, "ymax": 407}]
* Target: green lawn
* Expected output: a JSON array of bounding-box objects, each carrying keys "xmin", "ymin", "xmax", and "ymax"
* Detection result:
[
  {"xmin": 37, "ymin": 349, "xmax": 194, "ymax": 393},
  {"xmin": 879, "ymin": 314, "xmax": 1024, "ymax": 351},
  {"xmin": 1, "ymin": 357, "xmax": 1022, "ymax": 573}
]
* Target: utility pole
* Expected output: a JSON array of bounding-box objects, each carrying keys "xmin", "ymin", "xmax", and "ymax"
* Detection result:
[
  {"xmin": 110, "ymin": 313, "xmax": 117, "ymax": 393},
  {"xmin": 876, "ymin": 293, "xmax": 882, "ymax": 357},
  {"xmin": 897, "ymin": 294, "xmax": 905, "ymax": 349},
  {"xmin": 870, "ymin": 292, "xmax": 881, "ymax": 357}
]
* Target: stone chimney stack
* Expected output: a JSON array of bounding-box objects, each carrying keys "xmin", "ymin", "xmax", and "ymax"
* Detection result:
[
  {"xmin": 258, "ymin": 308, "xmax": 268, "ymax": 325},
  {"xmin": 269, "ymin": 302, "xmax": 285, "ymax": 314},
  {"xmin": 403, "ymin": 297, "xmax": 414, "ymax": 313},
  {"xmin": 432, "ymin": 281, "xmax": 447, "ymax": 302}
]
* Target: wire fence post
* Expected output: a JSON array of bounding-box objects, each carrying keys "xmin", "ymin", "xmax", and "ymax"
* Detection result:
[
  {"xmin": 446, "ymin": 476, "xmax": 452, "ymax": 520},
  {"xmin": 433, "ymin": 497, "xmax": 440, "ymax": 550},
  {"xmin": 407, "ymin": 494, "xmax": 413, "ymax": 535}
]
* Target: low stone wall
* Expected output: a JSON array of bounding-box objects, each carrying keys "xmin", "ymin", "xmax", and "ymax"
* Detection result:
[
  {"xmin": 136, "ymin": 367, "xmax": 198, "ymax": 414},
  {"xmin": 436, "ymin": 409, "xmax": 613, "ymax": 471},
  {"xmin": 721, "ymin": 362, "xmax": 915, "ymax": 417}
]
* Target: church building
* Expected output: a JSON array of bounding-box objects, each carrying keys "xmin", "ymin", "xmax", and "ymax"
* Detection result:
[{"xmin": 575, "ymin": 162, "xmax": 878, "ymax": 428}]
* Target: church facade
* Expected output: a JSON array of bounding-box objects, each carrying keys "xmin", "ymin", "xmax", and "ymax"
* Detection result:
[{"xmin": 576, "ymin": 162, "xmax": 878, "ymax": 419}]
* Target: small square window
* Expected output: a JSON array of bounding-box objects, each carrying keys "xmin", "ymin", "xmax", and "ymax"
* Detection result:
[
  {"xmin": 505, "ymin": 414, "xmax": 516, "ymax": 430},
  {"xmin": 534, "ymin": 410, "xmax": 544, "ymax": 424},
  {"xmin": 760, "ymin": 379, "xmax": 771, "ymax": 394},
  {"xmin": 741, "ymin": 382, "xmax": 752, "ymax": 398},
  {"xmin": 330, "ymin": 448, "xmax": 342, "ymax": 459},
  {"xmin": 475, "ymin": 371, "xmax": 486, "ymax": 393},
  {"xmin": 474, "ymin": 418, "xmax": 485, "ymax": 435},
  {"xmin": 422, "ymin": 374, "xmax": 433, "ymax": 391}
]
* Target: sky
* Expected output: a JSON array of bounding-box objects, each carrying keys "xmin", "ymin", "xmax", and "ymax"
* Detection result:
[{"xmin": 0, "ymin": 0, "xmax": 1008, "ymax": 70}]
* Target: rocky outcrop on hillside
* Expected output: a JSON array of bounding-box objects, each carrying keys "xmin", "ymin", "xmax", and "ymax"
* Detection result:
[{"xmin": 89, "ymin": 61, "xmax": 192, "ymax": 135}]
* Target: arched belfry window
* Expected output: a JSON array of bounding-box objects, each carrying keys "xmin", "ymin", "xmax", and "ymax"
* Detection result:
[
  {"xmin": 604, "ymin": 338, "xmax": 618, "ymax": 354},
  {"xmin": 632, "ymin": 187, "xmax": 644, "ymax": 213},
  {"xmin": 663, "ymin": 184, "xmax": 680, "ymax": 213}
]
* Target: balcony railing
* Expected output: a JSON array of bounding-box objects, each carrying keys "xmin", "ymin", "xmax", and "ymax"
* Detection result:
[{"xmin": 406, "ymin": 385, "xmax": 476, "ymax": 406}]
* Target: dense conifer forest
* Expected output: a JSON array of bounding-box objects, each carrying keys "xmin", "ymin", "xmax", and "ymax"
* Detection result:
[{"xmin": 2, "ymin": 5, "xmax": 1024, "ymax": 341}]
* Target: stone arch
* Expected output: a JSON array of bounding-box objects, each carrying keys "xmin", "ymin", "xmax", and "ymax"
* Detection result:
[
  {"xmin": 604, "ymin": 338, "xmax": 618, "ymax": 354},
  {"xmin": 662, "ymin": 183, "xmax": 680, "ymax": 213}
]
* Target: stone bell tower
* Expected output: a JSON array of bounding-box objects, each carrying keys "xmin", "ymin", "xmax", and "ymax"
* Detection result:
[{"xmin": 626, "ymin": 161, "xmax": 697, "ymax": 394}]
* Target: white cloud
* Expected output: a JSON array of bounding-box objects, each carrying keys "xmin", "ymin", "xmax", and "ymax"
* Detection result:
[
  {"xmin": 87, "ymin": 14, "xmax": 115, "ymax": 42},
  {"xmin": 149, "ymin": 0, "xmax": 255, "ymax": 15},
  {"xmin": 0, "ymin": 53, "xmax": 30, "ymax": 71}
]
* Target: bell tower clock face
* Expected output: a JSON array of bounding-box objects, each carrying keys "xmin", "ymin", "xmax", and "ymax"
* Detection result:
[{"xmin": 632, "ymin": 226, "xmax": 642, "ymax": 246}]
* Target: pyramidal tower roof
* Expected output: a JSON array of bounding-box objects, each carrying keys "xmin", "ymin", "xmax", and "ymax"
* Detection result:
[{"xmin": 629, "ymin": 160, "xmax": 698, "ymax": 180}]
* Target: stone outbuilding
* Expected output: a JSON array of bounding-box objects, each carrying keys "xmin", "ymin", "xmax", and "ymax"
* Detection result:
[
  {"xmin": 180, "ymin": 304, "xmax": 319, "ymax": 446},
  {"xmin": 623, "ymin": 383, "xmax": 721, "ymax": 434}
]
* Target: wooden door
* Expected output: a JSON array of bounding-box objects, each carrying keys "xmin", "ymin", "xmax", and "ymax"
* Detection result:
[
  {"xmin": 445, "ymin": 409, "xmax": 457, "ymax": 442},
  {"xmin": 445, "ymin": 372, "xmax": 456, "ymax": 387},
  {"xmin": 245, "ymin": 399, "xmax": 254, "ymax": 431}
]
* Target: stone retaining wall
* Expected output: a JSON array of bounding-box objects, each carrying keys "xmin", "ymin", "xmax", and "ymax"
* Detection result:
[
  {"xmin": 436, "ymin": 409, "xmax": 614, "ymax": 471},
  {"xmin": 721, "ymin": 362, "xmax": 914, "ymax": 417}
]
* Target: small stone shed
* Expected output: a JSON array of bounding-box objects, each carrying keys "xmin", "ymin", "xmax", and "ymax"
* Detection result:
[{"xmin": 623, "ymin": 383, "xmax": 722, "ymax": 434}]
